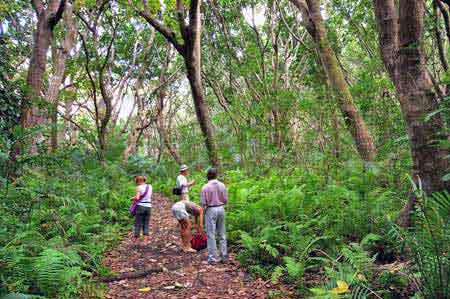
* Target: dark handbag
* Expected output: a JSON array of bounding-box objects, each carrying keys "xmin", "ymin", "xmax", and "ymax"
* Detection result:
[
  {"xmin": 191, "ymin": 232, "xmax": 207, "ymax": 251},
  {"xmin": 172, "ymin": 187, "xmax": 182, "ymax": 195},
  {"xmin": 129, "ymin": 185, "xmax": 150, "ymax": 216}
]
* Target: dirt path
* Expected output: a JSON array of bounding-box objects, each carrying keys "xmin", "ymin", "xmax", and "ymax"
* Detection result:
[{"xmin": 103, "ymin": 195, "xmax": 284, "ymax": 299}]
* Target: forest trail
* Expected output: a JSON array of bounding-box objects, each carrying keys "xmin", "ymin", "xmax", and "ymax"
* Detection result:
[{"xmin": 102, "ymin": 195, "xmax": 288, "ymax": 299}]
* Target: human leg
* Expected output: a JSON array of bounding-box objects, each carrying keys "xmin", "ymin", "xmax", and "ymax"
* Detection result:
[
  {"xmin": 179, "ymin": 218, "xmax": 193, "ymax": 251},
  {"xmin": 142, "ymin": 207, "xmax": 151, "ymax": 236},
  {"xmin": 216, "ymin": 207, "xmax": 227, "ymax": 259},
  {"xmin": 134, "ymin": 206, "xmax": 144, "ymax": 237},
  {"xmin": 205, "ymin": 207, "xmax": 218, "ymax": 262}
]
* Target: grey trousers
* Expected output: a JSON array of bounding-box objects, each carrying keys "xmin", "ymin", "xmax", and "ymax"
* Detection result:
[
  {"xmin": 134, "ymin": 205, "xmax": 151, "ymax": 237},
  {"xmin": 205, "ymin": 206, "xmax": 227, "ymax": 262}
]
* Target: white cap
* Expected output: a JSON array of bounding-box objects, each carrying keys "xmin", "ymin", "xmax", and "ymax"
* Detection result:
[{"xmin": 180, "ymin": 164, "xmax": 189, "ymax": 172}]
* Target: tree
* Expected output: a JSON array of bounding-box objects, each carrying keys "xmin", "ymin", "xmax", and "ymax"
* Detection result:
[
  {"xmin": 136, "ymin": 0, "xmax": 220, "ymax": 168},
  {"xmin": 13, "ymin": 0, "xmax": 66, "ymax": 158},
  {"xmin": 77, "ymin": 1, "xmax": 117, "ymax": 160},
  {"xmin": 372, "ymin": 0, "xmax": 450, "ymax": 225},
  {"xmin": 47, "ymin": 2, "xmax": 76, "ymax": 151},
  {"xmin": 290, "ymin": 0, "xmax": 377, "ymax": 162}
]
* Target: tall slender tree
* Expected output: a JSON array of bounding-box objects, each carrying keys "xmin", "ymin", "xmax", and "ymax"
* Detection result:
[
  {"xmin": 136, "ymin": 0, "xmax": 220, "ymax": 168},
  {"xmin": 290, "ymin": 0, "xmax": 377, "ymax": 162},
  {"xmin": 47, "ymin": 2, "xmax": 76, "ymax": 151}
]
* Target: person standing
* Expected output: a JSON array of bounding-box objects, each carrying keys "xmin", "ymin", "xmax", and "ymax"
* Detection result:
[
  {"xmin": 176, "ymin": 164, "xmax": 196, "ymax": 201},
  {"xmin": 200, "ymin": 168, "xmax": 228, "ymax": 264},
  {"xmin": 171, "ymin": 200, "xmax": 204, "ymax": 252},
  {"xmin": 132, "ymin": 176, "xmax": 152, "ymax": 242}
]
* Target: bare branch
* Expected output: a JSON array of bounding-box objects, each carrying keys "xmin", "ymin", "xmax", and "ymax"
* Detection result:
[
  {"xmin": 79, "ymin": 31, "xmax": 100, "ymax": 130},
  {"xmin": 75, "ymin": 12, "xmax": 95, "ymax": 33}
]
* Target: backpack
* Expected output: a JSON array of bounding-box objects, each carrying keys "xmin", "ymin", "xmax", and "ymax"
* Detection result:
[
  {"xmin": 191, "ymin": 232, "xmax": 207, "ymax": 251},
  {"xmin": 172, "ymin": 187, "xmax": 182, "ymax": 195}
]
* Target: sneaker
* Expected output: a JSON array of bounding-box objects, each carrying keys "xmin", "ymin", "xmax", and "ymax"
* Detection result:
[
  {"xmin": 208, "ymin": 258, "xmax": 219, "ymax": 265},
  {"xmin": 220, "ymin": 256, "xmax": 229, "ymax": 264},
  {"xmin": 182, "ymin": 248, "xmax": 197, "ymax": 253}
]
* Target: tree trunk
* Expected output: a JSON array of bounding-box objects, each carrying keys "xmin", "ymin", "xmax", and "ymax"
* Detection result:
[
  {"xmin": 63, "ymin": 88, "xmax": 76, "ymax": 145},
  {"xmin": 373, "ymin": 0, "xmax": 450, "ymax": 226},
  {"xmin": 15, "ymin": 0, "xmax": 66, "ymax": 157},
  {"xmin": 290, "ymin": 0, "xmax": 377, "ymax": 162},
  {"xmin": 157, "ymin": 90, "xmax": 182, "ymax": 165},
  {"xmin": 185, "ymin": 57, "xmax": 219, "ymax": 168},
  {"xmin": 139, "ymin": 0, "xmax": 220, "ymax": 168},
  {"xmin": 48, "ymin": 2, "xmax": 75, "ymax": 151},
  {"xmin": 123, "ymin": 120, "xmax": 138, "ymax": 161}
]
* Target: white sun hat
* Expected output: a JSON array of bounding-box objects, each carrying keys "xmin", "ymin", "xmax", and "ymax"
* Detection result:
[{"xmin": 180, "ymin": 164, "xmax": 189, "ymax": 172}]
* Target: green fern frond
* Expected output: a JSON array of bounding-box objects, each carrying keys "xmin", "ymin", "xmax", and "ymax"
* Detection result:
[{"xmin": 283, "ymin": 256, "xmax": 304, "ymax": 279}]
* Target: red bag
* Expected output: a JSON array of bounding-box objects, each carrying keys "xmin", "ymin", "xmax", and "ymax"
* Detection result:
[{"xmin": 191, "ymin": 232, "xmax": 207, "ymax": 251}]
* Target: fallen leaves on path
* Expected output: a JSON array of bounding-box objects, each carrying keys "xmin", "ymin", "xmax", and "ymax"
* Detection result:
[{"xmin": 103, "ymin": 195, "xmax": 292, "ymax": 299}]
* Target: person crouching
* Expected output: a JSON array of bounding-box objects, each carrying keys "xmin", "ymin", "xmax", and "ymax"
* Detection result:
[{"xmin": 171, "ymin": 200, "xmax": 204, "ymax": 253}]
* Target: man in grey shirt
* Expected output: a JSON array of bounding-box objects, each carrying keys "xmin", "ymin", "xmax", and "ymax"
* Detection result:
[{"xmin": 200, "ymin": 168, "xmax": 228, "ymax": 264}]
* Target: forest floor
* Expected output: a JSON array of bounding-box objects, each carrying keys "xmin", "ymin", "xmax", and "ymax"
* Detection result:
[{"xmin": 102, "ymin": 194, "xmax": 293, "ymax": 299}]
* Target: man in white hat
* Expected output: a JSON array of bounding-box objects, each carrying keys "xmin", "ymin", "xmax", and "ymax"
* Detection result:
[{"xmin": 176, "ymin": 164, "xmax": 196, "ymax": 201}]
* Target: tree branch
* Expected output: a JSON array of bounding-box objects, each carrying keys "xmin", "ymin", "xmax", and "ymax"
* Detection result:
[
  {"xmin": 79, "ymin": 31, "xmax": 100, "ymax": 131},
  {"xmin": 289, "ymin": 0, "xmax": 316, "ymax": 36},
  {"xmin": 75, "ymin": 12, "xmax": 95, "ymax": 34},
  {"xmin": 372, "ymin": 0, "xmax": 399, "ymax": 81},
  {"xmin": 176, "ymin": 0, "xmax": 189, "ymax": 40},
  {"xmin": 139, "ymin": 10, "xmax": 185, "ymax": 54},
  {"xmin": 31, "ymin": 0, "xmax": 44, "ymax": 15},
  {"xmin": 56, "ymin": 110, "xmax": 99, "ymax": 153},
  {"xmin": 441, "ymin": 0, "xmax": 450, "ymax": 7},
  {"xmin": 48, "ymin": 0, "xmax": 66, "ymax": 30}
]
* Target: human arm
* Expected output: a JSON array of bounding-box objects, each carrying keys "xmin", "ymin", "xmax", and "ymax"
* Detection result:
[
  {"xmin": 200, "ymin": 187, "xmax": 207, "ymax": 208},
  {"xmin": 132, "ymin": 187, "xmax": 141, "ymax": 201},
  {"xmin": 195, "ymin": 207, "xmax": 204, "ymax": 233},
  {"xmin": 222, "ymin": 185, "xmax": 228, "ymax": 204},
  {"xmin": 187, "ymin": 179, "xmax": 196, "ymax": 187}
]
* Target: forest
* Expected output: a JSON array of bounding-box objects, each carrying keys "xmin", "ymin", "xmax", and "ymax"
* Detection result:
[{"xmin": 1, "ymin": 0, "xmax": 450, "ymax": 298}]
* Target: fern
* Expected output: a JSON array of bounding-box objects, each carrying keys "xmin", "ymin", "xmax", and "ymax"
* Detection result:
[
  {"xmin": 430, "ymin": 191, "xmax": 450, "ymax": 220},
  {"xmin": 33, "ymin": 248, "xmax": 82, "ymax": 296},
  {"xmin": 261, "ymin": 243, "xmax": 279, "ymax": 258},
  {"xmin": 351, "ymin": 286, "xmax": 371, "ymax": 299},
  {"xmin": 271, "ymin": 266, "xmax": 284, "ymax": 284},
  {"xmin": 239, "ymin": 231, "xmax": 257, "ymax": 251},
  {"xmin": 283, "ymin": 256, "xmax": 304, "ymax": 280}
]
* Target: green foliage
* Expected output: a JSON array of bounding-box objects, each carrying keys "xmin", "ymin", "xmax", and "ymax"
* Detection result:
[
  {"xmin": 389, "ymin": 189, "xmax": 450, "ymax": 299},
  {"xmin": 218, "ymin": 162, "xmax": 404, "ymax": 295},
  {"xmin": 0, "ymin": 147, "xmax": 133, "ymax": 298}
]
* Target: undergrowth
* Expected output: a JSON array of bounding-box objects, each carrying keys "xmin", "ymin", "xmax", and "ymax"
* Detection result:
[{"xmin": 0, "ymin": 148, "xmax": 134, "ymax": 298}]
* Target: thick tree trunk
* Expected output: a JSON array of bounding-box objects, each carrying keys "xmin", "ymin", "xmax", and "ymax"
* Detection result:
[
  {"xmin": 290, "ymin": 0, "xmax": 377, "ymax": 162},
  {"xmin": 15, "ymin": 0, "xmax": 66, "ymax": 157},
  {"xmin": 373, "ymin": 0, "xmax": 450, "ymax": 226}
]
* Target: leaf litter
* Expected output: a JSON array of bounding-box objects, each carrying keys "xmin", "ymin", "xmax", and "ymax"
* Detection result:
[{"xmin": 102, "ymin": 194, "xmax": 293, "ymax": 298}]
